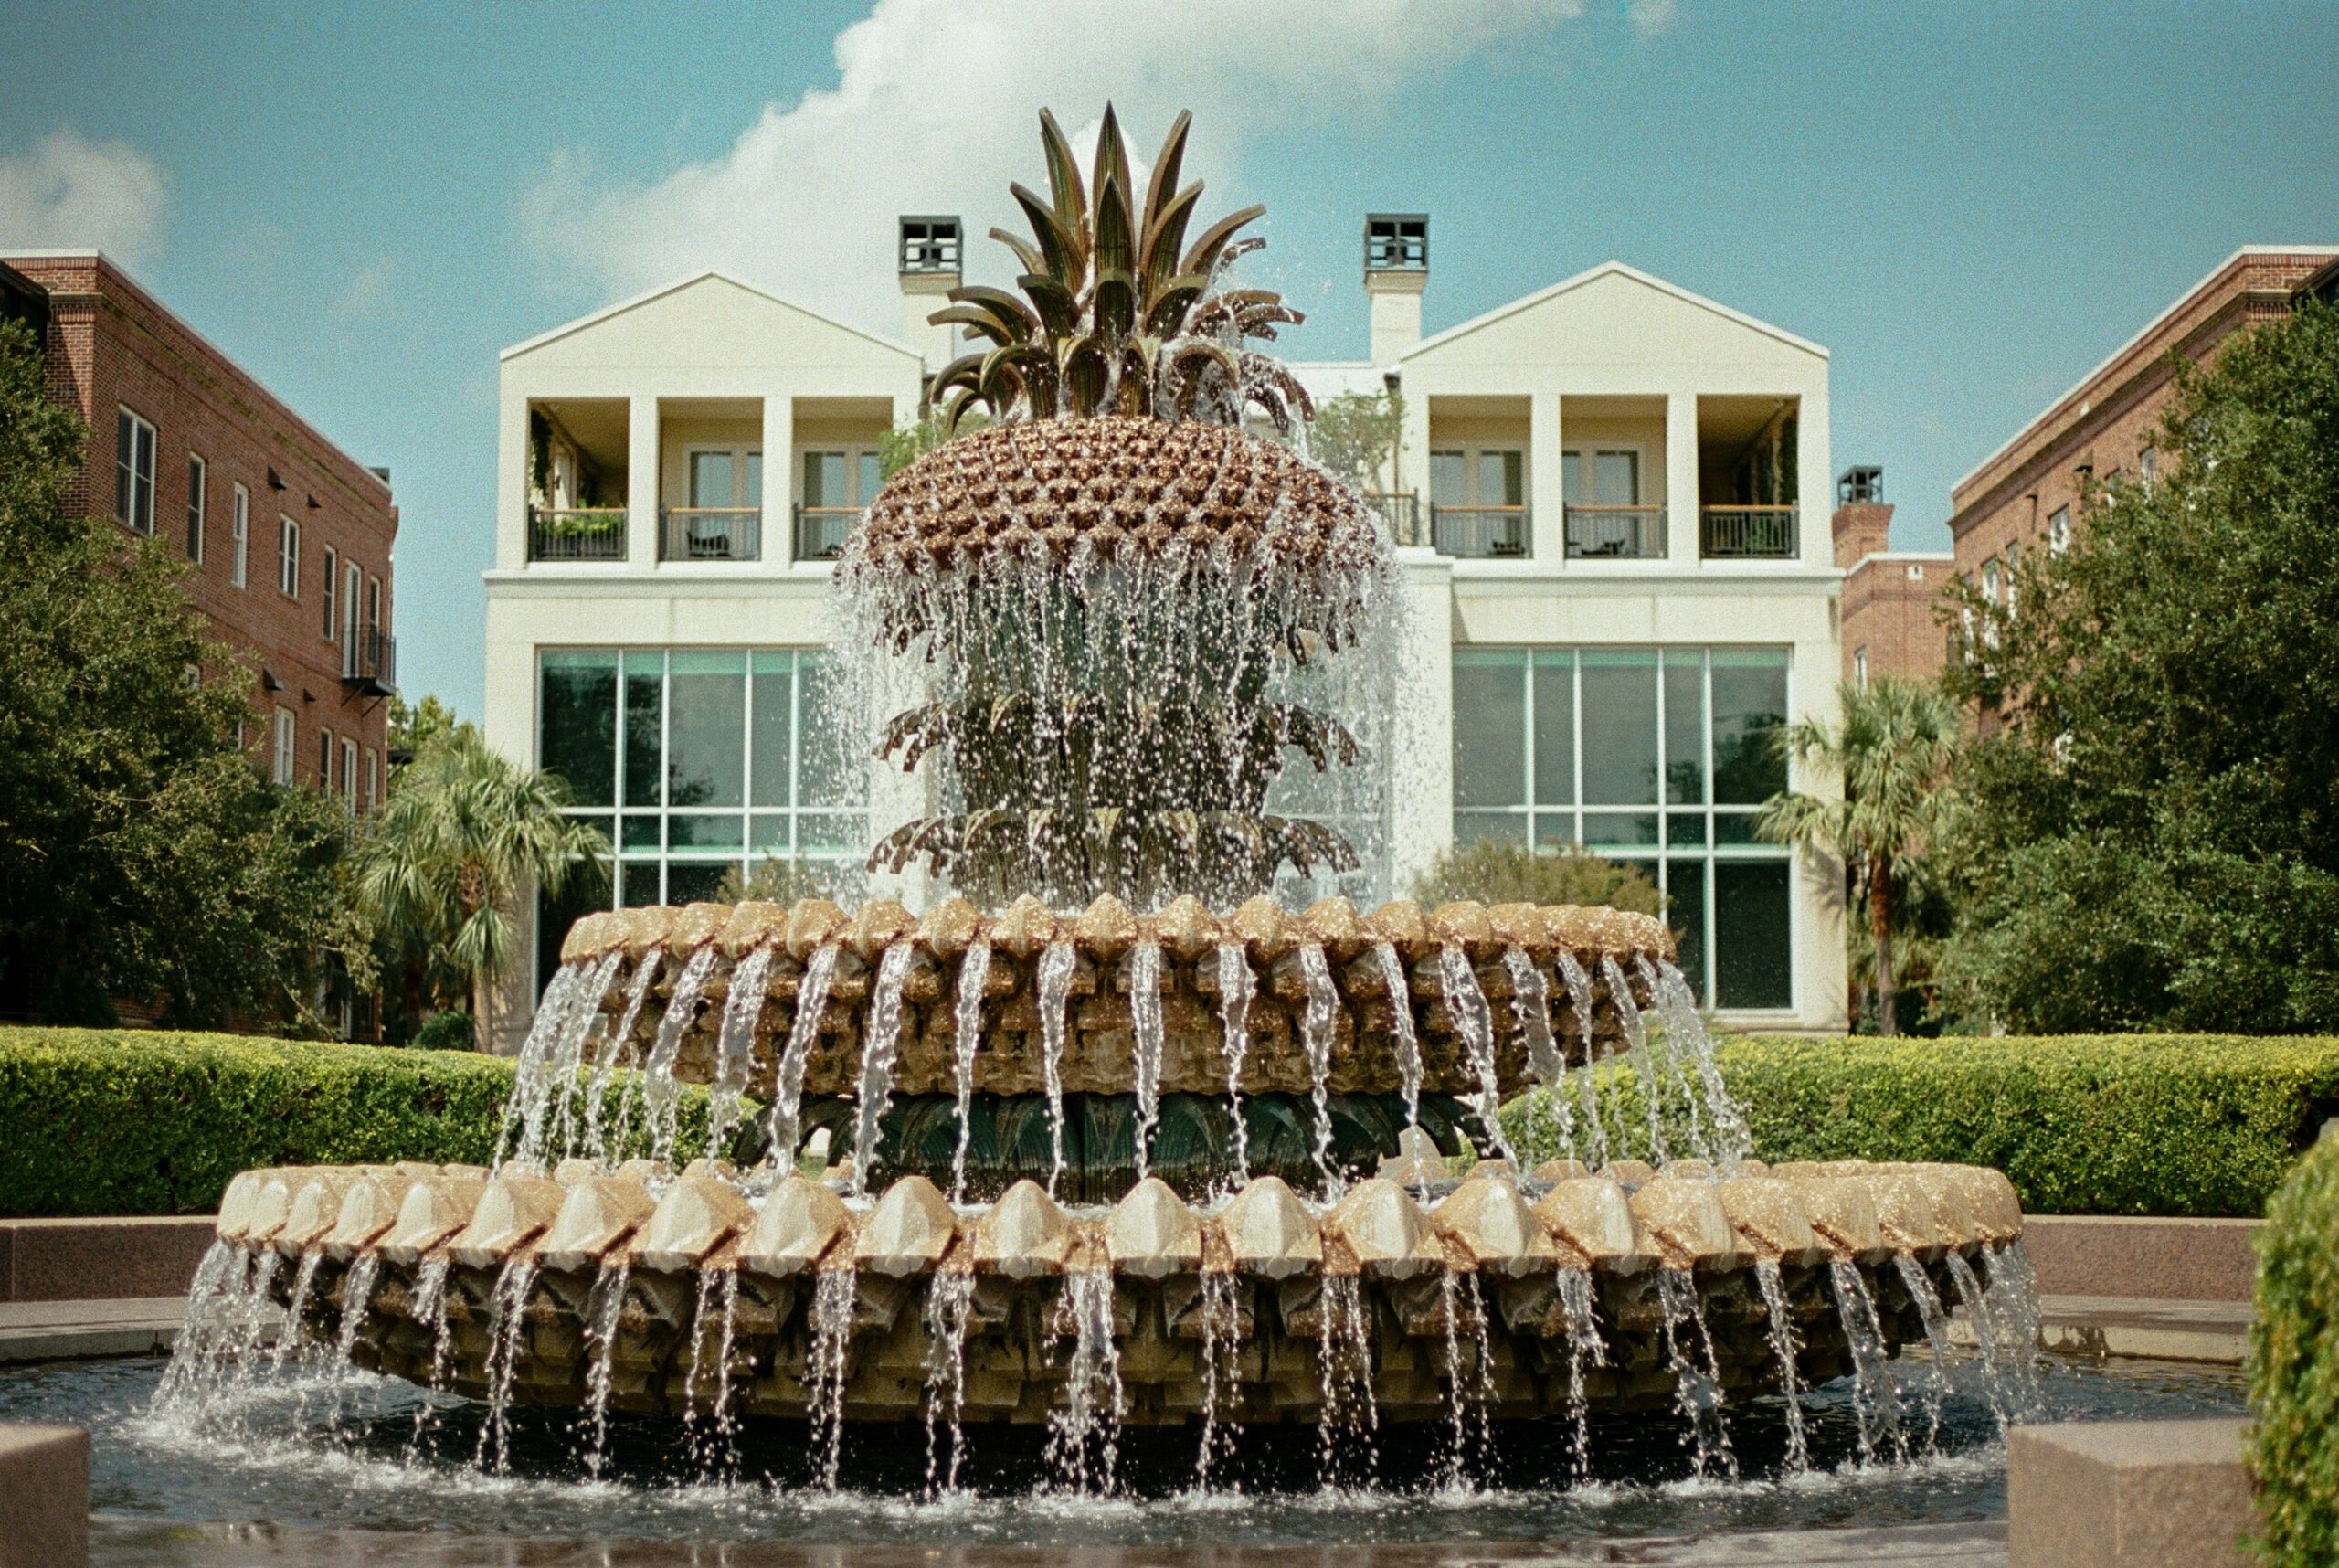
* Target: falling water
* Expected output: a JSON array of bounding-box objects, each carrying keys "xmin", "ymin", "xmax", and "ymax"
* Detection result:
[
  {"xmin": 1295, "ymin": 943, "xmax": 1341, "ymax": 1193},
  {"xmin": 1504, "ymin": 946, "xmax": 1575, "ymax": 1166},
  {"xmin": 806, "ymin": 1266, "xmax": 857, "ymax": 1489},
  {"xmin": 587, "ymin": 949, "xmax": 661, "ymax": 1163},
  {"xmin": 1644, "ymin": 956, "xmax": 1753, "ymax": 1171},
  {"xmin": 1372, "ymin": 941, "xmax": 1424, "ymax": 1135},
  {"xmin": 1752, "ymin": 1257, "xmax": 1810, "ymax": 1473},
  {"xmin": 475, "ymin": 1255, "xmax": 540, "ymax": 1474},
  {"xmin": 643, "ymin": 945, "xmax": 719, "ymax": 1168},
  {"xmin": 1214, "ymin": 943, "xmax": 1255, "ymax": 1187},
  {"xmin": 1829, "ymin": 1258, "xmax": 1907, "ymax": 1466},
  {"xmin": 1434, "ymin": 1269, "xmax": 1497, "ymax": 1489},
  {"xmin": 153, "ymin": 1241, "xmax": 240, "ymax": 1408},
  {"xmin": 1047, "ymin": 1269, "xmax": 1125, "ymax": 1494},
  {"xmin": 546, "ymin": 950, "xmax": 627, "ymax": 1161},
  {"xmin": 767, "ymin": 943, "xmax": 841, "ymax": 1171},
  {"xmin": 1556, "ymin": 1264, "xmax": 1606, "ymax": 1481},
  {"xmin": 220, "ymin": 1250, "xmax": 283, "ymax": 1391},
  {"xmin": 490, "ymin": 960, "xmax": 582, "ymax": 1169},
  {"xmin": 1552, "ymin": 950, "xmax": 1612, "ymax": 1171},
  {"xmin": 403, "ymin": 1255, "xmax": 455, "ymax": 1459},
  {"xmin": 1981, "ymin": 1240, "xmax": 2046, "ymax": 1414},
  {"xmin": 331, "ymin": 1253, "xmax": 381, "ymax": 1371},
  {"xmin": 1891, "ymin": 1254, "xmax": 1954, "ymax": 1452},
  {"xmin": 922, "ymin": 1268, "xmax": 976, "ymax": 1497},
  {"xmin": 1315, "ymin": 1274, "xmax": 1378, "ymax": 1484},
  {"xmin": 581, "ymin": 1258, "xmax": 629, "ymax": 1477},
  {"xmin": 850, "ymin": 942, "xmax": 917, "ymax": 1200},
  {"xmin": 1194, "ymin": 1270, "xmax": 1242, "ymax": 1489},
  {"xmin": 949, "ymin": 941, "xmax": 991, "ymax": 1204},
  {"xmin": 271, "ymin": 1250, "xmax": 323, "ymax": 1372},
  {"xmin": 1655, "ymin": 1267, "xmax": 1736, "ymax": 1479},
  {"xmin": 1601, "ymin": 955, "xmax": 1675, "ymax": 1165},
  {"xmin": 704, "ymin": 943, "xmax": 777, "ymax": 1162},
  {"xmin": 1437, "ymin": 945, "xmax": 1519, "ymax": 1167},
  {"xmin": 682, "ymin": 1268, "xmax": 744, "ymax": 1476},
  {"xmin": 1037, "ymin": 941, "xmax": 1076, "ymax": 1198},
  {"xmin": 1129, "ymin": 941, "xmax": 1166, "ymax": 1181}
]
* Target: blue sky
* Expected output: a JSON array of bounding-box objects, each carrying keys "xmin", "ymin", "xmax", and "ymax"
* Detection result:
[{"xmin": 4, "ymin": 1, "xmax": 2333, "ymax": 720}]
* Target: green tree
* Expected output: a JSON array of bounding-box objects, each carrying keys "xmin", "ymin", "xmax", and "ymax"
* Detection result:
[
  {"xmin": 1756, "ymin": 678, "xmax": 1963, "ymax": 1036},
  {"xmin": 1305, "ymin": 387, "xmax": 1406, "ymax": 493},
  {"xmin": 879, "ymin": 408, "xmax": 988, "ymax": 482},
  {"xmin": 0, "ymin": 319, "xmax": 365, "ymax": 1030},
  {"xmin": 349, "ymin": 726, "xmax": 608, "ymax": 1031},
  {"xmin": 388, "ymin": 693, "xmax": 466, "ymax": 760},
  {"xmin": 1409, "ymin": 840, "xmax": 1665, "ymax": 921},
  {"xmin": 1935, "ymin": 301, "xmax": 2339, "ymax": 1033}
]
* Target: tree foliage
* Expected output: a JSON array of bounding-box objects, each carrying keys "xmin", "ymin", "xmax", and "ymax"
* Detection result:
[
  {"xmin": 0, "ymin": 319, "xmax": 365, "ymax": 1030},
  {"xmin": 388, "ymin": 693, "xmax": 466, "ymax": 759},
  {"xmin": 1937, "ymin": 301, "xmax": 2339, "ymax": 1033},
  {"xmin": 1409, "ymin": 840, "xmax": 1665, "ymax": 921},
  {"xmin": 1305, "ymin": 387, "xmax": 1406, "ymax": 493}
]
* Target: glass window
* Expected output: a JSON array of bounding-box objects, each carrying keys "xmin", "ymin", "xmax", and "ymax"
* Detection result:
[
  {"xmin": 1530, "ymin": 651, "xmax": 1574, "ymax": 806},
  {"xmin": 689, "ymin": 450, "xmax": 734, "ymax": 509},
  {"xmin": 185, "ymin": 455, "xmax": 206, "ymax": 562},
  {"xmin": 1580, "ymin": 650, "xmax": 1658, "ymax": 804},
  {"xmin": 1667, "ymin": 859, "xmax": 1707, "ymax": 1002},
  {"xmin": 622, "ymin": 651, "xmax": 663, "ymax": 808},
  {"xmin": 536, "ymin": 859, "xmax": 613, "ymax": 996},
  {"xmin": 231, "ymin": 485, "xmax": 249, "ymax": 588},
  {"xmin": 115, "ymin": 408, "xmax": 155, "ymax": 534},
  {"xmin": 802, "ymin": 450, "xmax": 846, "ymax": 508},
  {"xmin": 279, "ymin": 517, "xmax": 301, "ymax": 598},
  {"xmin": 323, "ymin": 547, "xmax": 339, "ymax": 639},
  {"xmin": 1477, "ymin": 450, "xmax": 1524, "ymax": 507},
  {"xmin": 540, "ymin": 651, "xmax": 618, "ymax": 806},
  {"xmin": 1452, "ymin": 650, "xmax": 1526, "ymax": 808},
  {"xmin": 1664, "ymin": 651, "xmax": 1704, "ymax": 805},
  {"xmin": 1593, "ymin": 450, "xmax": 1639, "ymax": 505},
  {"xmin": 858, "ymin": 452, "xmax": 882, "ymax": 505},
  {"xmin": 1715, "ymin": 861, "xmax": 1793, "ymax": 1009},
  {"xmin": 666, "ymin": 651, "xmax": 746, "ymax": 810},
  {"xmin": 1561, "ymin": 450, "xmax": 1582, "ymax": 503},
  {"xmin": 272, "ymin": 708, "xmax": 296, "ymax": 786},
  {"xmin": 797, "ymin": 652, "xmax": 863, "ymax": 810},
  {"xmin": 1711, "ymin": 650, "xmax": 1788, "ymax": 805},
  {"xmin": 318, "ymin": 728, "xmax": 333, "ymax": 790},
  {"xmin": 2048, "ymin": 507, "xmax": 2070, "ymax": 554},
  {"xmin": 750, "ymin": 652, "xmax": 796, "ymax": 809},
  {"xmin": 1429, "ymin": 450, "xmax": 1466, "ymax": 507}
]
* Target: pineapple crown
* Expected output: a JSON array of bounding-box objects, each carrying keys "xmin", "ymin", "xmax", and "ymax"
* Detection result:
[{"xmin": 926, "ymin": 105, "xmax": 1314, "ymax": 434}]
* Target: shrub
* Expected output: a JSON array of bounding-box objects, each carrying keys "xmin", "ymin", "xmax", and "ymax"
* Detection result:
[
  {"xmin": 1502, "ymin": 1034, "xmax": 2339, "ymax": 1218},
  {"xmin": 409, "ymin": 1011, "xmax": 477, "ymax": 1052},
  {"xmin": 0, "ymin": 1025, "xmax": 717, "ymax": 1217},
  {"xmin": 1410, "ymin": 841, "xmax": 1665, "ymax": 920},
  {"xmin": 2250, "ymin": 1134, "xmax": 2339, "ymax": 1566}
]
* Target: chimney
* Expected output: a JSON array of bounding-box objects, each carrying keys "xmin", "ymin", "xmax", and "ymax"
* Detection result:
[
  {"xmin": 897, "ymin": 216, "xmax": 962, "ymax": 376},
  {"xmin": 1832, "ymin": 465, "xmax": 1893, "ymax": 568},
  {"xmin": 1364, "ymin": 213, "xmax": 1428, "ymax": 365}
]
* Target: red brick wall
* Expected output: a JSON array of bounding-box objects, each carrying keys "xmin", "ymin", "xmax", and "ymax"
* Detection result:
[
  {"xmin": 1831, "ymin": 501, "xmax": 1892, "ymax": 568},
  {"xmin": 7, "ymin": 254, "xmax": 397, "ymax": 806},
  {"xmin": 1841, "ymin": 555, "xmax": 1952, "ymax": 685}
]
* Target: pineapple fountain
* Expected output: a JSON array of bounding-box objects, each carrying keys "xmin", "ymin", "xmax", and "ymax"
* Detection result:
[{"xmin": 166, "ymin": 108, "xmax": 2037, "ymax": 1499}]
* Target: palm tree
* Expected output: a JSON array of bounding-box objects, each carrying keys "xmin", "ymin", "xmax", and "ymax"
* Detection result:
[
  {"xmin": 352, "ymin": 726, "xmax": 608, "ymax": 1036},
  {"xmin": 1756, "ymin": 678, "xmax": 1963, "ymax": 1035}
]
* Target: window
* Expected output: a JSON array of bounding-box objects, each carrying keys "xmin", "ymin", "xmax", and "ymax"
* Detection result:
[
  {"xmin": 231, "ymin": 485, "xmax": 249, "ymax": 588},
  {"xmin": 1905, "ymin": 563, "xmax": 1927, "ymax": 581},
  {"xmin": 1448, "ymin": 646, "xmax": 1794, "ymax": 1009},
  {"xmin": 322, "ymin": 546, "xmax": 339, "ymax": 639},
  {"xmin": 115, "ymin": 408, "xmax": 156, "ymax": 534},
  {"xmin": 365, "ymin": 576, "xmax": 382, "ymax": 637},
  {"xmin": 535, "ymin": 647, "xmax": 865, "ymax": 988},
  {"xmin": 1429, "ymin": 445, "xmax": 1529, "ymax": 557},
  {"xmin": 342, "ymin": 738, "xmax": 359, "ymax": 806},
  {"xmin": 279, "ymin": 516, "xmax": 301, "ymax": 597},
  {"xmin": 2138, "ymin": 445, "xmax": 2157, "ymax": 488},
  {"xmin": 319, "ymin": 728, "xmax": 333, "ymax": 790},
  {"xmin": 344, "ymin": 561, "xmax": 362, "ymax": 663},
  {"xmin": 2004, "ymin": 541, "xmax": 2020, "ymax": 616},
  {"xmin": 365, "ymin": 748, "xmax": 379, "ymax": 812},
  {"xmin": 272, "ymin": 709, "xmax": 296, "ymax": 785},
  {"xmin": 1980, "ymin": 557, "xmax": 2002, "ymax": 605},
  {"xmin": 1561, "ymin": 448, "xmax": 1643, "ymax": 505},
  {"xmin": 798, "ymin": 450, "xmax": 875, "ymax": 512},
  {"xmin": 185, "ymin": 455, "xmax": 206, "ymax": 563},
  {"xmin": 1853, "ymin": 648, "xmax": 1868, "ymax": 688},
  {"xmin": 2048, "ymin": 506, "xmax": 2070, "ymax": 554}
]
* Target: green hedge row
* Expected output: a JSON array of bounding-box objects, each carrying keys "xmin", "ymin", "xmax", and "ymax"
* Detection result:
[
  {"xmin": 0, "ymin": 1026, "xmax": 712, "ymax": 1218},
  {"xmin": 2249, "ymin": 1133, "xmax": 2339, "ymax": 1565},
  {"xmin": 1503, "ymin": 1034, "xmax": 2339, "ymax": 1219}
]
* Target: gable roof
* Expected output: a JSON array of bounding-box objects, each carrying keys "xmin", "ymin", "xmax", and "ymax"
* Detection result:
[
  {"xmin": 501, "ymin": 269, "xmax": 920, "ymax": 363},
  {"xmin": 1405, "ymin": 260, "xmax": 1827, "ymax": 362}
]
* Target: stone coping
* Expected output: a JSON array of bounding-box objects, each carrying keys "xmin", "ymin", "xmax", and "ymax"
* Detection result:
[
  {"xmin": 2021, "ymin": 1215, "xmax": 2260, "ymax": 1303},
  {"xmin": 2007, "ymin": 1417, "xmax": 2252, "ymax": 1568},
  {"xmin": 0, "ymin": 1215, "xmax": 217, "ymax": 1304},
  {"xmin": 0, "ymin": 1424, "xmax": 87, "ymax": 1568}
]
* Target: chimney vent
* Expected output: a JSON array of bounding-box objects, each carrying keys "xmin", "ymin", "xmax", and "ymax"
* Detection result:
[
  {"xmin": 898, "ymin": 216, "xmax": 964, "ymax": 374},
  {"xmin": 1836, "ymin": 465, "xmax": 1883, "ymax": 505},
  {"xmin": 1364, "ymin": 214, "xmax": 1429, "ymax": 274},
  {"xmin": 898, "ymin": 216, "xmax": 962, "ymax": 276},
  {"xmin": 1362, "ymin": 213, "xmax": 1429, "ymax": 365}
]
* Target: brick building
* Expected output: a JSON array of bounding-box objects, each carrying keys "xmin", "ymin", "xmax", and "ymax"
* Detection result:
[
  {"xmin": 4, "ymin": 251, "xmax": 398, "ymax": 805},
  {"xmin": 1832, "ymin": 465, "xmax": 1952, "ymax": 686},
  {"xmin": 1946, "ymin": 246, "xmax": 2338, "ymax": 603}
]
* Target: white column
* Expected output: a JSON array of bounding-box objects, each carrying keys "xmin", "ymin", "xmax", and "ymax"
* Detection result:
[
  {"xmin": 1795, "ymin": 388, "xmax": 1829, "ymax": 564},
  {"xmin": 1388, "ymin": 546, "xmax": 1455, "ymax": 894},
  {"xmin": 627, "ymin": 394, "xmax": 660, "ymax": 570},
  {"xmin": 497, "ymin": 393, "xmax": 529, "ymax": 570},
  {"xmin": 1395, "ymin": 388, "xmax": 1432, "ymax": 548},
  {"xmin": 1665, "ymin": 390, "xmax": 1699, "ymax": 566},
  {"xmin": 1789, "ymin": 625, "xmax": 1850, "ymax": 1029},
  {"xmin": 1529, "ymin": 392, "xmax": 1564, "ymax": 567},
  {"xmin": 761, "ymin": 393, "xmax": 794, "ymax": 568}
]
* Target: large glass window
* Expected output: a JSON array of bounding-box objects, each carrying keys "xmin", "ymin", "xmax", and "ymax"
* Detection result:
[
  {"xmin": 1450, "ymin": 645, "xmax": 1794, "ymax": 1011},
  {"xmin": 536, "ymin": 648, "xmax": 864, "ymax": 971}
]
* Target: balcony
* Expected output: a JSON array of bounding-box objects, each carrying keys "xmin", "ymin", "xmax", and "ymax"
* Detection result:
[
  {"xmin": 1431, "ymin": 504, "xmax": 1531, "ymax": 559},
  {"xmin": 661, "ymin": 507, "xmax": 761, "ymax": 563},
  {"xmin": 527, "ymin": 506, "xmax": 627, "ymax": 563},
  {"xmin": 1563, "ymin": 503, "xmax": 1667, "ymax": 559},
  {"xmin": 341, "ymin": 628, "xmax": 396, "ymax": 697},
  {"xmin": 1699, "ymin": 504, "xmax": 1799, "ymax": 559},
  {"xmin": 794, "ymin": 504, "xmax": 860, "ymax": 562},
  {"xmin": 1362, "ymin": 491, "xmax": 1422, "ymax": 547}
]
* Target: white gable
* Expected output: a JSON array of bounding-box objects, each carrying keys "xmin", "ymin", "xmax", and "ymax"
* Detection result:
[
  {"xmin": 1404, "ymin": 261, "xmax": 1825, "ymax": 373},
  {"xmin": 503, "ymin": 272, "xmax": 919, "ymax": 372}
]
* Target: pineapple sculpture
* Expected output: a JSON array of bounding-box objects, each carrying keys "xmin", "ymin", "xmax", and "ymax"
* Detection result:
[{"xmin": 841, "ymin": 107, "xmax": 1397, "ymax": 910}]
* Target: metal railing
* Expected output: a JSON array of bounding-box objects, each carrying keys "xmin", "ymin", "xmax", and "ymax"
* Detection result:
[
  {"xmin": 341, "ymin": 628, "xmax": 396, "ymax": 696},
  {"xmin": 1360, "ymin": 491, "xmax": 1422, "ymax": 546},
  {"xmin": 1563, "ymin": 503, "xmax": 1667, "ymax": 559},
  {"xmin": 1699, "ymin": 503, "xmax": 1800, "ymax": 559},
  {"xmin": 794, "ymin": 504, "xmax": 861, "ymax": 562},
  {"xmin": 661, "ymin": 507, "xmax": 761, "ymax": 562},
  {"xmin": 527, "ymin": 506, "xmax": 628, "ymax": 562},
  {"xmin": 1431, "ymin": 504, "xmax": 1532, "ymax": 559}
]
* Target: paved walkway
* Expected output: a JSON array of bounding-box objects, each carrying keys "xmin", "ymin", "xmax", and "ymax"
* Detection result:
[
  {"xmin": 1944, "ymin": 1294, "xmax": 2251, "ymax": 1364},
  {"xmin": 0, "ymin": 1296, "xmax": 183, "ymax": 1362},
  {"xmin": 88, "ymin": 1518, "xmax": 2007, "ymax": 1568}
]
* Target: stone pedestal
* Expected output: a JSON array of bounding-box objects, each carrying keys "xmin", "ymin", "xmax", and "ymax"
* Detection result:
[
  {"xmin": 2008, "ymin": 1417, "xmax": 2253, "ymax": 1568},
  {"xmin": 0, "ymin": 1425, "xmax": 87, "ymax": 1567}
]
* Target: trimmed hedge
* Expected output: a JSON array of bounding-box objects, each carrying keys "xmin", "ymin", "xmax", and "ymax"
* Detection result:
[
  {"xmin": 0, "ymin": 1025, "xmax": 712, "ymax": 1218},
  {"xmin": 1504, "ymin": 1034, "xmax": 2339, "ymax": 1219},
  {"xmin": 2249, "ymin": 1132, "xmax": 2339, "ymax": 1566}
]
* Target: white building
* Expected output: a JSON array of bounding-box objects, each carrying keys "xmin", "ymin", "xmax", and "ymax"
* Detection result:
[{"xmin": 483, "ymin": 217, "xmax": 1847, "ymax": 1038}]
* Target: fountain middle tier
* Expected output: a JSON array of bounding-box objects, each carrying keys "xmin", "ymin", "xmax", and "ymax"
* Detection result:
[
  {"xmin": 204, "ymin": 1156, "xmax": 2027, "ymax": 1431},
  {"xmin": 555, "ymin": 893, "xmax": 1672, "ymax": 1106}
]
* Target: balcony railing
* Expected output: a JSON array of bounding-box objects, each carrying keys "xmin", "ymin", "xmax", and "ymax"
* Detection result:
[
  {"xmin": 527, "ymin": 506, "xmax": 627, "ymax": 563},
  {"xmin": 1699, "ymin": 503, "xmax": 1800, "ymax": 559},
  {"xmin": 661, "ymin": 507, "xmax": 761, "ymax": 562},
  {"xmin": 794, "ymin": 504, "xmax": 861, "ymax": 562},
  {"xmin": 1431, "ymin": 504, "xmax": 1531, "ymax": 559},
  {"xmin": 1564, "ymin": 503, "xmax": 1667, "ymax": 559},
  {"xmin": 1360, "ymin": 491, "xmax": 1423, "ymax": 547},
  {"xmin": 341, "ymin": 628, "xmax": 396, "ymax": 697}
]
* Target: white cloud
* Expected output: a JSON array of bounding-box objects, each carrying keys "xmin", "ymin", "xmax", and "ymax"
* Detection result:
[
  {"xmin": 522, "ymin": 0, "xmax": 1590, "ymax": 339},
  {"xmin": 333, "ymin": 257, "xmax": 398, "ymax": 318},
  {"xmin": 0, "ymin": 131, "xmax": 166, "ymax": 265},
  {"xmin": 1627, "ymin": 0, "xmax": 1678, "ymax": 39}
]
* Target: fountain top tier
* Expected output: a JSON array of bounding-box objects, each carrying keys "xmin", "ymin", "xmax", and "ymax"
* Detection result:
[{"xmin": 559, "ymin": 893, "xmax": 1674, "ymax": 969}]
